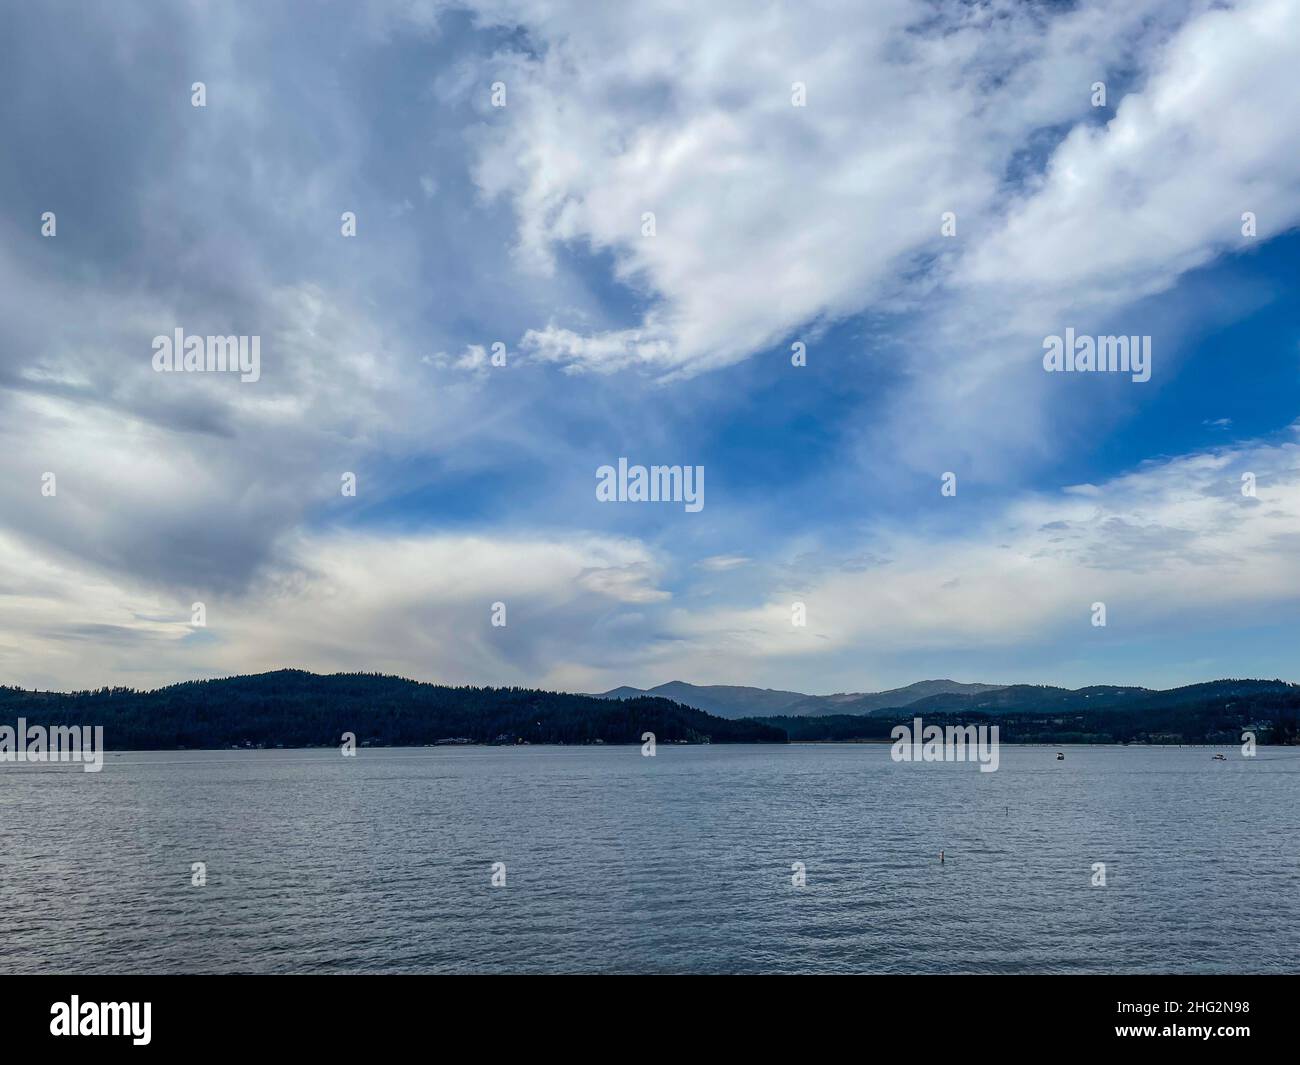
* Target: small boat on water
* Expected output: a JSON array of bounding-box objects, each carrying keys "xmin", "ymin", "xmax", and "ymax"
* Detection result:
[
  {"xmin": 1212, "ymin": 753, "xmax": 1227, "ymax": 761},
  {"xmin": 1056, "ymin": 752, "xmax": 1065, "ymax": 760}
]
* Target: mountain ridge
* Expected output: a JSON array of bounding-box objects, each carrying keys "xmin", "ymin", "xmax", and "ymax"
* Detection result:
[
  {"xmin": 2, "ymin": 671, "xmax": 1297, "ymax": 748},
  {"xmin": 590, "ymin": 678, "xmax": 1010, "ymax": 718},
  {"xmin": 591, "ymin": 677, "xmax": 1300, "ymax": 720},
  {"xmin": 0, "ymin": 669, "xmax": 785, "ymax": 748}
]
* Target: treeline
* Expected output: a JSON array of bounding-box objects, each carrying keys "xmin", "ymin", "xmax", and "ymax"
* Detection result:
[
  {"xmin": 891, "ymin": 678, "xmax": 1300, "ymax": 719},
  {"xmin": 3, "ymin": 669, "xmax": 1296, "ymax": 749},
  {"xmin": 761, "ymin": 688, "xmax": 1300, "ymax": 745},
  {"xmin": 0, "ymin": 670, "xmax": 785, "ymax": 748}
]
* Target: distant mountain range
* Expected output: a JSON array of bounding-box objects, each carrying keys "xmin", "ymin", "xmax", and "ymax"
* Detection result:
[
  {"xmin": 763, "ymin": 678, "xmax": 1300, "ymax": 745},
  {"xmin": 593, "ymin": 677, "xmax": 1300, "ymax": 744},
  {"xmin": 591, "ymin": 679, "xmax": 1009, "ymax": 719},
  {"xmin": 1, "ymin": 671, "xmax": 1296, "ymax": 748}
]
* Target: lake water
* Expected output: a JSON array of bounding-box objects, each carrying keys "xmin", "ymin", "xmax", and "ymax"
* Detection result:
[{"xmin": 1, "ymin": 744, "xmax": 1296, "ymax": 974}]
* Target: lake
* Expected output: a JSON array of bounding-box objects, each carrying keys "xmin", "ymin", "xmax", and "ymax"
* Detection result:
[{"xmin": 1, "ymin": 744, "xmax": 1296, "ymax": 974}]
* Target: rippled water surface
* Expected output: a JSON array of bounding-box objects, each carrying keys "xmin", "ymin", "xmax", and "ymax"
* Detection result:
[{"xmin": 1, "ymin": 744, "xmax": 1296, "ymax": 973}]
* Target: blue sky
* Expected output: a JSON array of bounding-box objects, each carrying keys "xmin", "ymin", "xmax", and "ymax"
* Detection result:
[{"xmin": 1, "ymin": 0, "xmax": 1298, "ymax": 694}]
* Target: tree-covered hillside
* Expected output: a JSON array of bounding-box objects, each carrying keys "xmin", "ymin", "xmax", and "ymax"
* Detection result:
[
  {"xmin": 3, "ymin": 670, "xmax": 1297, "ymax": 749},
  {"xmin": 0, "ymin": 670, "xmax": 786, "ymax": 749},
  {"xmin": 762, "ymin": 679, "xmax": 1300, "ymax": 744}
]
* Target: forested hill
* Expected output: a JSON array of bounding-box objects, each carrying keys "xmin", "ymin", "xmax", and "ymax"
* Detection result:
[
  {"xmin": 760, "ymin": 679, "xmax": 1300, "ymax": 745},
  {"xmin": 0, "ymin": 670, "xmax": 785, "ymax": 749},
  {"xmin": 3, "ymin": 670, "xmax": 1297, "ymax": 749}
]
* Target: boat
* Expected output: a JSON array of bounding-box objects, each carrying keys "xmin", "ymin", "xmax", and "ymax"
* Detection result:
[
  {"xmin": 1212, "ymin": 753, "xmax": 1227, "ymax": 761},
  {"xmin": 1056, "ymin": 752, "xmax": 1064, "ymax": 760}
]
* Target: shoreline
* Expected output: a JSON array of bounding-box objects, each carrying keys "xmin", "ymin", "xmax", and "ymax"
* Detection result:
[{"xmin": 64, "ymin": 739, "xmax": 1289, "ymax": 755}]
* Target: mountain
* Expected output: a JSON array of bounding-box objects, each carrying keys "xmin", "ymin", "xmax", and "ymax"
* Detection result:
[
  {"xmin": 761, "ymin": 678, "xmax": 1300, "ymax": 744},
  {"xmin": 792, "ymin": 679, "xmax": 1009, "ymax": 716},
  {"xmin": 3, "ymin": 671, "xmax": 1295, "ymax": 749},
  {"xmin": 0, "ymin": 670, "xmax": 785, "ymax": 748},
  {"xmin": 861, "ymin": 679, "xmax": 1299, "ymax": 718},
  {"xmin": 876, "ymin": 683, "xmax": 1142, "ymax": 717},
  {"xmin": 591, "ymin": 679, "xmax": 1006, "ymax": 718},
  {"xmin": 590, "ymin": 681, "xmax": 810, "ymax": 718}
]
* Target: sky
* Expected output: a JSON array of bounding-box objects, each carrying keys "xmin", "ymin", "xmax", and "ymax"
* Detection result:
[{"xmin": 1, "ymin": 0, "xmax": 1299, "ymax": 695}]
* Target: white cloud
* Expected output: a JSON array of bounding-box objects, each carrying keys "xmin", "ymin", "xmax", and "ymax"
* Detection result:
[
  {"xmin": 859, "ymin": 0, "xmax": 1300, "ymax": 480},
  {"xmin": 467, "ymin": 0, "xmax": 1222, "ymax": 377},
  {"xmin": 658, "ymin": 433, "xmax": 1300, "ymax": 675},
  {"xmin": 0, "ymin": 530, "xmax": 670, "ymax": 691},
  {"xmin": 696, "ymin": 555, "xmax": 750, "ymax": 572},
  {"xmin": 9, "ymin": 429, "xmax": 1297, "ymax": 694},
  {"xmin": 465, "ymin": 0, "xmax": 1300, "ymax": 489},
  {"xmin": 959, "ymin": 0, "xmax": 1300, "ymax": 304}
]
